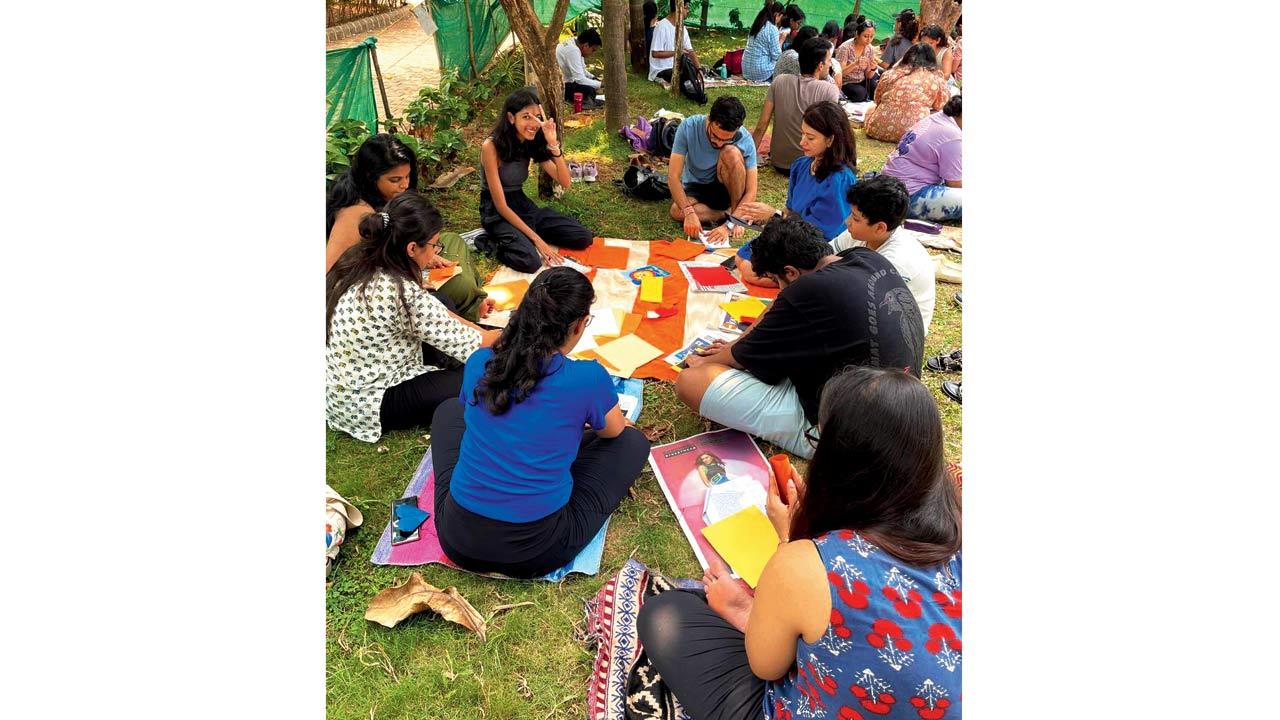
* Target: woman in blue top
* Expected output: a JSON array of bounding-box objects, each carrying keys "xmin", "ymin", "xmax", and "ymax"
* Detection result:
[
  {"xmin": 430, "ymin": 267, "xmax": 651, "ymax": 578},
  {"xmin": 742, "ymin": 2, "xmax": 785, "ymax": 83},
  {"xmin": 735, "ymin": 101, "xmax": 858, "ymax": 287},
  {"xmin": 638, "ymin": 366, "xmax": 962, "ymax": 720}
]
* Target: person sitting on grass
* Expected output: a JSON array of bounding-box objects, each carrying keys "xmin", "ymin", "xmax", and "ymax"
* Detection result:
[
  {"xmin": 742, "ymin": 2, "xmax": 786, "ymax": 83},
  {"xmin": 648, "ymin": 0, "xmax": 700, "ymax": 83},
  {"xmin": 738, "ymin": 101, "xmax": 857, "ymax": 287},
  {"xmin": 326, "ymin": 192, "xmax": 500, "ymax": 444},
  {"xmin": 478, "ymin": 88, "xmax": 594, "ymax": 273},
  {"xmin": 638, "ymin": 365, "xmax": 962, "ymax": 720},
  {"xmin": 771, "ymin": 25, "xmax": 817, "ymax": 78},
  {"xmin": 878, "ymin": 7, "xmax": 920, "ymax": 69},
  {"xmin": 325, "ymin": 133, "xmax": 492, "ymax": 321},
  {"xmin": 674, "ymin": 216, "xmax": 924, "ymax": 459},
  {"xmin": 556, "ymin": 28, "xmax": 604, "ymax": 108},
  {"xmin": 863, "ymin": 42, "xmax": 950, "ymax": 143},
  {"xmin": 751, "ymin": 37, "xmax": 841, "ymax": 176},
  {"xmin": 780, "ymin": 3, "xmax": 807, "ymax": 50},
  {"xmin": 835, "ymin": 16, "xmax": 880, "ymax": 102},
  {"xmin": 668, "ymin": 95, "xmax": 760, "ymax": 247},
  {"xmin": 832, "ymin": 174, "xmax": 937, "ymax": 332},
  {"xmin": 881, "ymin": 94, "xmax": 962, "ymax": 221},
  {"xmin": 430, "ymin": 267, "xmax": 651, "ymax": 578}
]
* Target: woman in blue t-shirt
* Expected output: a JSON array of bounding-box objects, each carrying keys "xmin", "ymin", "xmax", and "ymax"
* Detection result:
[
  {"xmin": 429, "ymin": 267, "xmax": 651, "ymax": 578},
  {"xmin": 735, "ymin": 101, "xmax": 858, "ymax": 287},
  {"xmin": 637, "ymin": 367, "xmax": 963, "ymax": 719}
]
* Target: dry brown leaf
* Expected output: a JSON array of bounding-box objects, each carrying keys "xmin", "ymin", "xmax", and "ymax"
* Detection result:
[{"xmin": 364, "ymin": 572, "xmax": 488, "ymax": 640}]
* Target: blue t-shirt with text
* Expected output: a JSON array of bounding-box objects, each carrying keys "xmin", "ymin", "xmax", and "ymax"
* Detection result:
[{"xmin": 451, "ymin": 349, "xmax": 618, "ymax": 523}]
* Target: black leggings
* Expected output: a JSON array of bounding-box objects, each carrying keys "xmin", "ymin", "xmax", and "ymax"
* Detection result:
[
  {"xmin": 479, "ymin": 193, "xmax": 594, "ymax": 274},
  {"xmin": 842, "ymin": 74, "xmax": 878, "ymax": 102},
  {"xmin": 378, "ymin": 367, "xmax": 464, "ymax": 434},
  {"xmin": 430, "ymin": 398, "xmax": 650, "ymax": 577},
  {"xmin": 637, "ymin": 590, "xmax": 767, "ymax": 720}
]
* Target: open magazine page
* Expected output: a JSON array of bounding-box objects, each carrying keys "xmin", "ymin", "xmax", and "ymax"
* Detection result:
[{"xmin": 647, "ymin": 428, "xmax": 771, "ymax": 570}]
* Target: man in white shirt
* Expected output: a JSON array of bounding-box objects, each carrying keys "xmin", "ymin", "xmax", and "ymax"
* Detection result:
[
  {"xmin": 832, "ymin": 174, "xmax": 937, "ymax": 332},
  {"xmin": 648, "ymin": 1, "xmax": 700, "ymax": 83},
  {"xmin": 555, "ymin": 28, "xmax": 604, "ymax": 108}
]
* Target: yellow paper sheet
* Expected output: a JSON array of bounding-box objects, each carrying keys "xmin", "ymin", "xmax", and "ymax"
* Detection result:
[
  {"xmin": 593, "ymin": 334, "xmax": 663, "ymax": 378},
  {"xmin": 720, "ymin": 298, "xmax": 768, "ymax": 322},
  {"xmin": 640, "ymin": 276, "xmax": 664, "ymax": 302},
  {"xmin": 699, "ymin": 505, "xmax": 781, "ymax": 588}
]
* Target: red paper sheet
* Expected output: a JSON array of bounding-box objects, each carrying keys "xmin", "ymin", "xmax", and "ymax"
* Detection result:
[{"xmin": 687, "ymin": 265, "xmax": 740, "ymax": 288}]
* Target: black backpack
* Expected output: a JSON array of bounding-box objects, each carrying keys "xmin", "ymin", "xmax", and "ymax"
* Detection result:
[
  {"xmin": 646, "ymin": 117, "xmax": 681, "ymax": 157},
  {"xmin": 615, "ymin": 164, "xmax": 671, "ymax": 201},
  {"xmin": 677, "ymin": 54, "xmax": 707, "ymax": 105}
]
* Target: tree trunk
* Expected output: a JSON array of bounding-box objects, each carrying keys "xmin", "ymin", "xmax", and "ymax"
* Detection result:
[
  {"xmin": 496, "ymin": 0, "xmax": 572, "ymax": 198},
  {"xmin": 603, "ymin": 0, "xmax": 629, "ymax": 134},
  {"xmin": 851, "ymin": 0, "xmax": 862, "ymax": 23},
  {"xmin": 919, "ymin": 0, "xmax": 962, "ymax": 35},
  {"xmin": 670, "ymin": 0, "xmax": 685, "ymax": 97},
  {"xmin": 699, "ymin": 0, "xmax": 708, "ymax": 31},
  {"xmin": 629, "ymin": 0, "xmax": 647, "ymax": 72}
]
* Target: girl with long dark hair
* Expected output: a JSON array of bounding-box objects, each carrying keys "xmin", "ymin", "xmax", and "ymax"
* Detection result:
[
  {"xmin": 429, "ymin": 268, "xmax": 651, "ymax": 578},
  {"xmin": 737, "ymin": 101, "xmax": 858, "ymax": 286},
  {"xmin": 326, "ymin": 193, "xmax": 499, "ymax": 443},
  {"xmin": 637, "ymin": 366, "xmax": 962, "ymax": 720},
  {"xmin": 864, "ymin": 43, "xmax": 949, "ymax": 142},
  {"xmin": 326, "ymin": 134, "xmax": 492, "ymax": 321},
  {"xmin": 742, "ymin": 2, "xmax": 785, "ymax": 82},
  {"xmin": 478, "ymin": 88, "xmax": 594, "ymax": 274}
]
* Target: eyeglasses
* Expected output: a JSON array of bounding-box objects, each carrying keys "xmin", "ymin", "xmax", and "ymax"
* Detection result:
[
  {"xmin": 426, "ymin": 240, "xmax": 445, "ymax": 253},
  {"xmin": 585, "ymin": 313, "xmax": 595, "ymax": 326},
  {"xmin": 803, "ymin": 425, "xmax": 820, "ymax": 449}
]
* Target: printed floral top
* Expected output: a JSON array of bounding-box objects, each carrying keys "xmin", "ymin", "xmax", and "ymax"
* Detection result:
[
  {"xmin": 764, "ymin": 530, "xmax": 962, "ymax": 719},
  {"xmin": 863, "ymin": 67, "xmax": 950, "ymax": 143},
  {"xmin": 835, "ymin": 40, "xmax": 878, "ymax": 82},
  {"xmin": 326, "ymin": 270, "xmax": 482, "ymax": 442}
]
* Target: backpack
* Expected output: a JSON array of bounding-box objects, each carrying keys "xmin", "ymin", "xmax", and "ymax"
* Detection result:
[
  {"xmin": 677, "ymin": 54, "xmax": 707, "ymax": 105},
  {"xmin": 615, "ymin": 164, "xmax": 671, "ymax": 201},
  {"xmin": 646, "ymin": 117, "xmax": 681, "ymax": 157},
  {"xmin": 715, "ymin": 48, "xmax": 745, "ymax": 76}
]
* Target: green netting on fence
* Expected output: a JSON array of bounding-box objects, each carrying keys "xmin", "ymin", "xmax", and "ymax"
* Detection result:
[
  {"xmin": 430, "ymin": 0, "xmax": 512, "ymax": 80},
  {"xmin": 326, "ymin": 38, "xmax": 379, "ymax": 130},
  {"xmin": 533, "ymin": 0, "xmax": 915, "ymax": 41}
]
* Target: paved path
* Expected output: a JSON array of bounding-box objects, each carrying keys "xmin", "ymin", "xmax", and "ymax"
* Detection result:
[
  {"xmin": 328, "ymin": 12, "xmax": 516, "ymax": 121},
  {"xmin": 328, "ymin": 13, "xmax": 442, "ymax": 120}
]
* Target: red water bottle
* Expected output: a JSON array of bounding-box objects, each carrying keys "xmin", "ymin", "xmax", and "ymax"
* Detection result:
[{"xmin": 573, "ymin": 92, "xmax": 583, "ymax": 113}]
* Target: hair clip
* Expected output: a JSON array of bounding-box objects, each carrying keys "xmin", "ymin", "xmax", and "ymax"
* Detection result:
[{"xmin": 379, "ymin": 211, "xmax": 390, "ymax": 227}]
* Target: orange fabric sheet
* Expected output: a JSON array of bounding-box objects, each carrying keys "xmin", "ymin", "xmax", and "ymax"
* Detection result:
[
  {"xmin": 650, "ymin": 238, "xmax": 707, "ymax": 262},
  {"xmin": 561, "ymin": 237, "xmax": 631, "ymax": 269},
  {"xmin": 629, "ymin": 252, "xmax": 690, "ymax": 382}
]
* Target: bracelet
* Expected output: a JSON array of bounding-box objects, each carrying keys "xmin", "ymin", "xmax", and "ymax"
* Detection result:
[
  {"xmin": 683, "ymin": 206, "xmax": 696, "ymax": 215},
  {"xmin": 549, "ymin": 147, "xmax": 563, "ymax": 157}
]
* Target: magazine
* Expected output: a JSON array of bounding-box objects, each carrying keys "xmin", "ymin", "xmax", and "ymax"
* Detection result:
[{"xmin": 647, "ymin": 428, "xmax": 772, "ymax": 572}]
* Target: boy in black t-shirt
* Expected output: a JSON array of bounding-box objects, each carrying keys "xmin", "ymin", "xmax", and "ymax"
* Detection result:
[{"xmin": 675, "ymin": 217, "xmax": 925, "ymax": 458}]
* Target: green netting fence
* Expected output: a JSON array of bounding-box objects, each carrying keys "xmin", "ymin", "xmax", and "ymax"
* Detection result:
[
  {"xmin": 326, "ymin": 38, "xmax": 379, "ymax": 130},
  {"xmin": 430, "ymin": 0, "xmax": 512, "ymax": 80},
  {"xmin": 427, "ymin": 0, "xmax": 917, "ymax": 85}
]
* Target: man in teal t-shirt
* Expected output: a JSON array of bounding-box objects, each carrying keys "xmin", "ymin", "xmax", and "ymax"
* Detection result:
[{"xmin": 667, "ymin": 95, "xmax": 759, "ymax": 247}]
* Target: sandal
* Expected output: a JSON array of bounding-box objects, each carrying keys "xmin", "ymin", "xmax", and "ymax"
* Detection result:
[
  {"xmin": 940, "ymin": 381, "xmax": 962, "ymax": 405},
  {"xmin": 926, "ymin": 348, "xmax": 962, "ymax": 373},
  {"xmin": 954, "ymin": 291, "xmax": 962, "ymax": 309}
]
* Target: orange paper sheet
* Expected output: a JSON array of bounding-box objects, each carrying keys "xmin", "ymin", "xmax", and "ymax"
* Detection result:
[
  {"xmin": 650, "ymin": 238, "xmax": 708, "ymax": 261},
  {"xmin": 561, "ymin": 238, "xmax": 631, "ymax": 270},
  {"xmin": 481, "ymin": 279, "xmax": 530, "ymax": 311}
]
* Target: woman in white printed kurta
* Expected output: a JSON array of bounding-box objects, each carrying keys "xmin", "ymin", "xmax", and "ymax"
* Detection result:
[{"xmin": 326, "ymin": 192, "xmax": 498, "ymax": 442}]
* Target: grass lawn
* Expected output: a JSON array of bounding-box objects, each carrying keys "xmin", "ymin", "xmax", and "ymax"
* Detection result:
[{"xmin": 327, "ymin": 28, "xmax": 961, "ymax": 719}]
